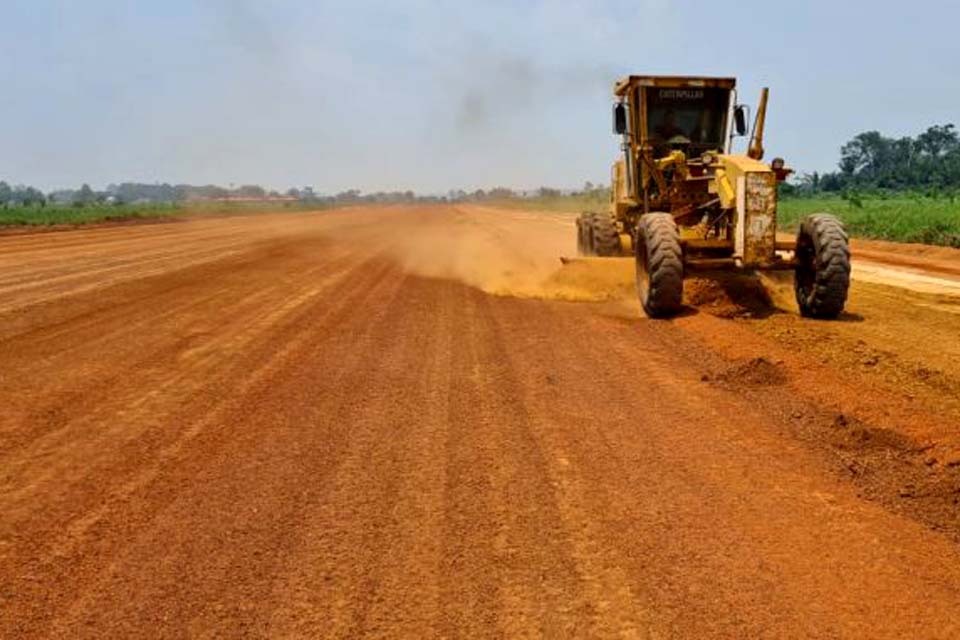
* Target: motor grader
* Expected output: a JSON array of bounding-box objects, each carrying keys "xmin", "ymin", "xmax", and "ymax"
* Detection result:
[{"xmin": 576, "ymin": 75, "xmax": 850, "ymax": 318}]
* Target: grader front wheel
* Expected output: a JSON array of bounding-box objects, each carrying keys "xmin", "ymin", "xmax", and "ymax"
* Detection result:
[
  {"xmin": 636, "ymin": 213, "xmax": 684, "ymax": 318},
  {"xmin": 794, "ymin": 214, "xmax": 851, "ymax": 319}
]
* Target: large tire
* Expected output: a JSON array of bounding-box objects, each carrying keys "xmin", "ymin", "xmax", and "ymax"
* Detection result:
[
  {"xmin": 576, "ymin": 212, "xmax": 594, "ymax": 255},
  {"xmin": 794, "ymin": 214, "xmax": 850, "ymax": 319},
  {"xmin": 590, "ymin": 212, "xmax": 621, "ymax": 257},
  {"xmin": 636, "ymin": 213, "xmax": 684, "ymax": 318}
]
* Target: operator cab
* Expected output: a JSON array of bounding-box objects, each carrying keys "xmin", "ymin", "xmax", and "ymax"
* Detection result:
[
  {"xmin": 612, "ymin": 76, "xmax": 747, "ymax": 159},
  {"xmin": 647, "ymin": 87, "xmax": 729, "ymax": 158}
]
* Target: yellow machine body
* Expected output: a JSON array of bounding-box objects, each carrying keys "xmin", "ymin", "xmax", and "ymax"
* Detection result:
[
  {"xmin": 577, "ymin": 74, "xmax": 850, "ymax": 319},
  {"xmin": 609, "ymin": 75, "xmax": 793, "ymax": 270}
]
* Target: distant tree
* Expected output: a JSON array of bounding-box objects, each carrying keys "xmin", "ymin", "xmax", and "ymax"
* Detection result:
[
  {"xmin": 839, "ymin": 131, "xmax": 886, "ymax": 177},
  {"xmin": 30, "ymin": 187, "xmax": 47, "ymax": 206},
  {"xmin": 538, "ymin": 187, "xmax": 561, "ymax": 198},
  {"xmin": 335, "ymin": 189, "xmax": 361, "ymax": 202},
  {"xmin": 0, "ymin": 181, "xmax": 11, "ymax": 206},
  {"xmin": 916, "ymin": 124, "xmax": 959, "ymax": 158},
  {"xmin": 7, "ymin": 185, "xmax": 46, "ymax": 207},
  {"xmin": 157, "ymin": 183, "xmax": 176, "ymax": 202},
  {"xmin": 787, "ymin": 172, "xmax": 821, "ymax": 196},
  {"xmin": 813, "ymin": 123, "xmax": 960, "ymax": 192},
  {"xmin": 819, "ymin": 172, "xmax": 846, "ymax": 192},
  {"xmin": 236, "ymin": 184, "xmax": 266, "ymax": 198},
  {"xmin": 75, "ymin": 183, "xmax": 95, "ymax": 205}
]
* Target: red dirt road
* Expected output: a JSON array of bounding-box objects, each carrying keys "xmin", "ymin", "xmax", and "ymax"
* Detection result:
[{"xmin": 3, "ymin": 206, "xmax": 960, "ymax": 638}]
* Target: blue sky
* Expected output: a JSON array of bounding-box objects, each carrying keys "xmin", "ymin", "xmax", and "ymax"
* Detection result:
[{"xmin": 1, "ymin": 1, "xmax": 957, "ymax": 193}]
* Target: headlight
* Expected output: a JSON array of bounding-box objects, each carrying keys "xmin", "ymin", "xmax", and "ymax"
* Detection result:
[{"xmin": 701, "ymin": 152, "xmax": 716, "ymax": 165}]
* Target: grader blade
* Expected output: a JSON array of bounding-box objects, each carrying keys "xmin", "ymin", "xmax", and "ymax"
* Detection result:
[{"xmin": 561, "ymin": 256, "xmax": 600, "ymax": 265}]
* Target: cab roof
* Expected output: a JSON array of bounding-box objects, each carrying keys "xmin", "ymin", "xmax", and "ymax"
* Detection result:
[{"xmin": 614, "ymin": 76, "xmax": 736, "ymax": 97}]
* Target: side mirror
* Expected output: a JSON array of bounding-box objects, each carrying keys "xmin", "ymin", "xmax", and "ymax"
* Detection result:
[
  {"xmin": 613, "ymin": 103, "xmax": 627, "ymax": 135},
  {"xmin": 733, "ymin": 105, "xmax": 748, "ymax": 136}
]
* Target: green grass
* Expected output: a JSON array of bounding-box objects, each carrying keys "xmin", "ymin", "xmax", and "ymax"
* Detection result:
[
  {"xmin": 6, "ymin": 193, "xmax": 958, "ymax": 248},
  {"xmin": 179, "ymin": 200, "xmax": 333, "ymax": 216},
  {"xmin": 0, "ymin": 200, "xmax": 333, "ymax": 227},
  {"xmin": 778, "ymin": 195, "xmax": 960, "ymax": 247},
  {"xmin": 487, "ymin": 193, "xmax": 610, "ymax": 214},
  {"xmin": 499, "ymin": 192, "xmax": 960, "ymax": 248},
  {"xmin": 0, "ymin": 203, "xmax": 183, "ymax": 226}
]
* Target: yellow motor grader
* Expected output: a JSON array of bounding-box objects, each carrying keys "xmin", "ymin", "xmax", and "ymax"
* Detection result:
[{"xmin": 576, "ymin": 75, "xmax": 850, "ymax": 318}]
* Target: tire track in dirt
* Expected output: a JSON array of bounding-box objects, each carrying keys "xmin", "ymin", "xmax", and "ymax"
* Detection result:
[
  {"xmin": 483, "ymin": 296, "xmax": 960, "ymax": 637},
  {"xmin": 38, "ymin": 258, "xmax": 407, "ymax": 637},
  {"xmin": 4, "ymin": 206, "xmax": 960, "ymax": 638},
  {"xmin": 2, "ymin": 245, "xmax": 405, "ymax": 637}
]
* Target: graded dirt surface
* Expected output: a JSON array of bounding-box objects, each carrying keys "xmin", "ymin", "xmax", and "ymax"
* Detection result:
[{"xmin": 3, "ymin": 205, "xmax": 960, "ymax": 638}]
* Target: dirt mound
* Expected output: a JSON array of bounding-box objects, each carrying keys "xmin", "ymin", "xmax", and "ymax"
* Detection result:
[
  {"xmin": 684, "ymin": 273, "xmax": 778, "ymax": 318},
  {"xmin": 531, "ymin": 258, "xmax": 635, "ymax": 302},
  {"xmin": 712, "ymin": 357, "xmax": 788, "ymax": 387}
]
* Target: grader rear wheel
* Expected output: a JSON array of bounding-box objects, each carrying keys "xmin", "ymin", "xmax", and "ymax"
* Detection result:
[
  {"xmin": 576, "ymin": 212, "xmax": 595, "ymax": 255},
  {"xmin": 636, "ymin": 213, "xmax": 684, "ymax": 318},
  {"xmin": 590, "ymin": 212, "xmax": 621, "ymax": 257},
  {"xmin": 795, "ymin": 213, "xmax": 850, "ymax": 318}
]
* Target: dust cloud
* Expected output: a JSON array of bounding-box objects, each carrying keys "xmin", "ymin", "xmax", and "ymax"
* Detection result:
[
  {"xmin": 373, "ymin": 205, "xmax": 790, "ymax": 319},
  {"xmin": 381, "ymin": 205, "xmax": 636, "ymax": 304},
  {"xmin": 451, "ymin": 55, "xmax": 614, "ymax": 135}
]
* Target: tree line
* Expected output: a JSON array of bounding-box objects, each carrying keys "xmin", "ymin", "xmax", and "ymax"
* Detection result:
[
  {"xmin": 8, "ymin": 124, "xmax": 956, "ymax": 208},
  {"xmin": 784, "ymin": 124, "xmax": 960, "ymax": 196},
  {"xmin": 0, "ymin": 180, "xmax": 605, "ymax": 209},
  {"xmin": 0, "ymin": 182, "xmax": 450, "ymax": 208}
]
